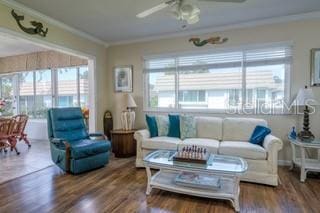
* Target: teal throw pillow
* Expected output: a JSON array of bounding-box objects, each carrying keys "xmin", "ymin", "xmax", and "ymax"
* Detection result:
[
  {"xmin": 249, "ymin": 125, "xmax": 271, "ymax": 146},
  {"xmin": 180, "ymin": 115, "xmax": 196, "ymax": 139},
  {"xmin": 145, "ymin": 115, "xmax": 158, "ymax": 138},
  {"xmin": 167, "ymin": 114, "xmax": 180, "ymax": 138},
  {"xmin": 156, "ymin": 115, "xmax": 169, "ymax": 136}
]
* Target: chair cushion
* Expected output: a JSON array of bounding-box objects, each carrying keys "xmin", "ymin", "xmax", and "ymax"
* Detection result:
[
  {"xmin": 195, "ymin": 117, "xmax": 223, "ymax": 140},
  {"xmin": 183, "ymin": 138, "xmax": 220, "ymax": 154},
  {"xmin": 50, "ymin": 107, "xmax": 88, "ymax": 141},
  {"xmin": 219, "ymin": 141, "xmax": 267, "ymax": 160},
  {"xmin": 142, "ymin": 137, "xmax": 181, "ymax": 150},
  {"xmin": 69, "ymin": 139, "xmax": 111, "ymax": 159},
  {"xmin": 223, "ymin": 117, "xmax": 268, "ymax": 141}
]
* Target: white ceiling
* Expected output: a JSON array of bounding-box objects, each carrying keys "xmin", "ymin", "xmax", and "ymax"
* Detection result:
[
  {"xmin": 0, "ymin": 33, "xmax": 48, "ymax": 58},
  {"xmin": 12, "ymin": 0, "xmax": 320, "ymax": 44}
]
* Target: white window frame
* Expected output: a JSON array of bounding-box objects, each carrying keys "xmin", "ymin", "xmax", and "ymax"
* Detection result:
[
  {"xmin": 0, "ymin": 65, "xmax": 89, "ymax": 119},
  {"xmin": 143, "ymin": 42, "xmax": 292, "ymax": 114}
]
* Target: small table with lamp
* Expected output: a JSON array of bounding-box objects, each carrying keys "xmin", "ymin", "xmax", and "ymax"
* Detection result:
[
  {"xmin": 288, "ymin": 137, "xmax": 320, "ymax": 182},
  {"xmin": 289, "ymin": 86, "xmax": 319, "ymax": 182}
]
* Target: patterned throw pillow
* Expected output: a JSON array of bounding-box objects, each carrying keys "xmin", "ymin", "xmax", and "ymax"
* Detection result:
[
  {"xmin": 156, "ymin": 115, "xmax": 169, "ymax": 136},
  {"xmin": 180, "ymin": 115, "xmax": 196, "ymax": 140}
]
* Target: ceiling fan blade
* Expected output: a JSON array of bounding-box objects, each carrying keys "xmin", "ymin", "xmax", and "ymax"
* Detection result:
[
  {"xmin": 198, "ymin": 0, "xmax": 246, "ymax": 2},
  {"xmin": 137, "ymin": 1, "xmax": 174, "ymax": 18}
]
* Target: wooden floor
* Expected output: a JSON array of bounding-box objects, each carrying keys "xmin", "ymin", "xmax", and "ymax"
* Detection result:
[
  {"xmin": 0, "ymin": 140, "xmax": 52, "ymax": 184},
  {"xmin": 0, "ymin": 157, "xmax": 319, "ymax": 213}
]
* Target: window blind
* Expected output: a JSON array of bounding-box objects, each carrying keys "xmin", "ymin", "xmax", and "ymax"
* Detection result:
[
  {"xmin": 244, "ymin": 46, "xmax": 292, "ymax": 67},
  {"xmin": 144, "ymin": 45, "xmax": 292, "ymax": 73}
]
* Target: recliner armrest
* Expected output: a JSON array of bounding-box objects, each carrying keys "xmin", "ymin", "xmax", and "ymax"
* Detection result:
[
  {"xmin": 51, "ymin": 138, "xmax": 68, "ymax": 150},
  {"xmin": 134, "ymin": 129, "xmax": 150, "ymax": 141},
  {"xmin": 263, "ymin": 134, "xmax": 283, "ymax": 153},
  {"xmin": 89, "ymin": 132, "xmax": 107, "ymax": 140}
]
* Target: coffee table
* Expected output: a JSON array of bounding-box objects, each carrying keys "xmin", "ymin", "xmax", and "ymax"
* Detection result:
[{"xmin": 143, "ymin": 150, "xmax": 247, "ymax": 212}]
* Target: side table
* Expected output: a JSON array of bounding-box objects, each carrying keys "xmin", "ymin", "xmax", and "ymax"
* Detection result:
[
  {"xmin": 110, "ymin": 129, "xmax": 136, "ymax": 158},
  {"xmin": 288, "ymin": 137, "xmax": 320, "ymax": 182}
]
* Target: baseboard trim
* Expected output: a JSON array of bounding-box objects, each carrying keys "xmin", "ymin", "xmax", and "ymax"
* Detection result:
[{"xmin": 278, "ymin": 160, "xmax": 291, "ymax": 166}]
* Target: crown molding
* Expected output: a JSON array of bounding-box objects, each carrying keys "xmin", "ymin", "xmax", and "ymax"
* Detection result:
[
  {"xmin": 109, "ymin": 10, "xmax": 320, "ymax": 46},
  {"xmin": 1, "ymin": 0, "xmax": 109, "ymax": 47}
]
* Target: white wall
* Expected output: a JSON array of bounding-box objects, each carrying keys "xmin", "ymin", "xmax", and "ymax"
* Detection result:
[
  {"xmin": 25, "ymin": 120, "xmax": 48, "ymax": 141},
  {"xmin": 0, "ymin": 3, "xmax": 108, "ymax": 132},
  {"xmin": 106, "ymin": 19, "xmax": 320, "ymax": 162}
]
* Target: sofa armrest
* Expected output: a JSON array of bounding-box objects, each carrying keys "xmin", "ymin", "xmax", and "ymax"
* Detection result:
[
  {"xmin": 134, "ymin": 129, "xmax": 150, "ymax": 141},
  {"xmin": 263, "ymin": 134, "xmax": 283, "ymax": 174},
  {"xmin": 134, "ymin": 129, "xmax": 150, "ymax": 168},
  {"xmin": 263, "ymin": 134, "xmax": 283, "ymax": 153}
]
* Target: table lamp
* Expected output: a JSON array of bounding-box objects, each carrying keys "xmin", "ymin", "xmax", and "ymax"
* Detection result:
[
  {"xmin": 294, "ymin": 86, "xmax": 317, "ymax": 141},
  {"xmin": 121, "ymin": 93, "xmax": 137, "ymax": 130}
]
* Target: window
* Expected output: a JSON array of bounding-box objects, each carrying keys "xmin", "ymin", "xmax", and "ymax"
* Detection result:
[
  {"xmin": 57, "ymin": 67, "xmax": 78, "ymax": 107},
  {"xmin": 35, "ymin": 70, "xmax": 52, "ymax": 118},
  {"xmin": 0, "ymin": 65, "xmax": 89, "ymax": 119},
  {"xmin": 144, "ymin": 45, "xmax": 291, "ymax": 113},
  {"xmin": 79, "ymin": 66, "xmax": 89, "ymax": 108},
  {"xmin": 0, "ymin": 75, "xmax": 15, "ymax": 116},
  {"xmin": 19, "ymin": 72, "xmax": 34, "ymax": 117}
]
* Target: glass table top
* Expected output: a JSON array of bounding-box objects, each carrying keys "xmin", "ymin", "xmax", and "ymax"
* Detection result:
[
  {"xmin": 144, "ymin": 150, "xmax": 247, "ymax": 174},
  {"xmin": 288, "ymin": 136, "xmax": 320, "ymax": 147}
]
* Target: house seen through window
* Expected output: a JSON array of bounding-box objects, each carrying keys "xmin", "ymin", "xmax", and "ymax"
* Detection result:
[
  {"xmin": 144, "ymin": 45, "xmax": 291, "ymax": 113},
  {"xmin": 0, "ymin": 66, "xmax": 89, "ymax": 119}
]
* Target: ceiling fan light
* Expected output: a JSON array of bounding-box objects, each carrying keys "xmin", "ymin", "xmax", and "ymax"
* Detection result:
[
  {"xmin": 171, "ymin": 10, "xmax": 181, "ymax": 19},
  {"xmin": 180, "ymin": 4, "xmax": 200, "ymax": 20},
  {"xmin": 180, "ymin": 4, "xmax": 194, "ymax": 14},
  {"xmin": 187, "ymin": 14, "xmax": 199, "ymax": 24}
]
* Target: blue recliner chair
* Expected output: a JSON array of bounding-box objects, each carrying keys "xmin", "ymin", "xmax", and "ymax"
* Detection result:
[{"xmin": 47, "ymin": 107, "xmax": 111, "ymax": 174}]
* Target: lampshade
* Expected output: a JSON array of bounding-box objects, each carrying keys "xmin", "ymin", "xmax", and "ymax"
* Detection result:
[
  {"xmin": 124, "ymin": 93, "xmax": 137, "ymax": 109},
  {"xmin": 294, "ymin": 86, "xmax": 317, "ymax": 106}
]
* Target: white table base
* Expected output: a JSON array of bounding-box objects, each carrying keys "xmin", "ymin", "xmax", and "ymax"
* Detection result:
[
  {"xmin": 290, "ymin": 140, "xmax": 320, "ymax": 182},
  {"xmin": 145, "ymin": 167, "xmax": 241, "ymax": 212}
]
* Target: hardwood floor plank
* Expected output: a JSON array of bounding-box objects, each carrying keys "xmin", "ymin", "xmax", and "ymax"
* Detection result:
[{"xmin": 0, "ymin": 157, "xmax": 319, "ymax": 213}]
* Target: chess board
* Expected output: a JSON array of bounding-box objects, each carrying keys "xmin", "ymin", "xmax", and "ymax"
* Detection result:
[{"xmin": 173, "ymin": 145, "xmax": 209, "ymax": 164}]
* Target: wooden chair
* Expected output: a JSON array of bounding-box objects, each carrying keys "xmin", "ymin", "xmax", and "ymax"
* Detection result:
[
  {"xmin": 12, "ymin": 115, "xmax": 31, "ymax": 148},
  {"xmin": 0, "ymin": 118, "xmax": 19, "ymax": 155},
  {"xmin": 0, "ymin": 119, "xmax": 11, "ymax": 153}
]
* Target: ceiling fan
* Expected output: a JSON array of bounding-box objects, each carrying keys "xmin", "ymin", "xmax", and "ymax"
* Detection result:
[{"xmin": 137, "ymin": 0, "xmax": 246, "ymax": 25}]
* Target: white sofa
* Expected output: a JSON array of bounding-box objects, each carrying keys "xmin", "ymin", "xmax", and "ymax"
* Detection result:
[{"xmin": 134, "ymin": 117, "xmax": 283, "ymax": 186}]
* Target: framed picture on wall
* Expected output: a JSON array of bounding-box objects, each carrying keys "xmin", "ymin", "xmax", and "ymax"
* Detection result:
[
  {"xmin": 114, "ymin": 66, "xmax": 133, "ymax": 92},
  {"xmin": 311, "ymin": 48, "xmax": 320, "ymax": 86}
]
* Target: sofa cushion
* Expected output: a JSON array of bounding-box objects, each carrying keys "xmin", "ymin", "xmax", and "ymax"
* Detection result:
[
  {"xmin": 223, "ymin": 118, "xmax": 268, "ymax": 141},
  {"xmin": 180, "ymin": 115, "xmax": 196, "ymax": 139},
  {"xmin": 156, "ymin": 115, "xmax": 169, "ymax": 136},
  {"xmin": 69, "ymin": 139, "xmax": 111, "ymax": 160},
  {"xmin": 250, "ymin": 125, "xmax": 271, "ymax": 146},
  {"xmin": 146, "ymin": 115, "xmax": 158, "ymax": 138},
  {"xmin": 219, "ymin": 141, "xmax": 267, "ymax": 160},
  {"xmin": 142, "ymin": 137, "xmax": 181, "ymax": 150},
  {"xmin": 168, "ymin": 114, "xmax": 180, "ymax": 138},
  {"xmin": 183, "ymin": 138, "xmax": 220, "ymax": 154},
  {"xmin": 195, "ymin": 117, "xmax": 223, "ymax": 140}
]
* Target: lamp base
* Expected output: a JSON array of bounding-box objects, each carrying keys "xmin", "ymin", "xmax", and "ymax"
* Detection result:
[
  {"xmin": 298, "ymin": 131, "xmax": 314, "ymax": 142},
  {"xmin": 121, "ymin": 110, "xmax": 135, "ymax": 131}
]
